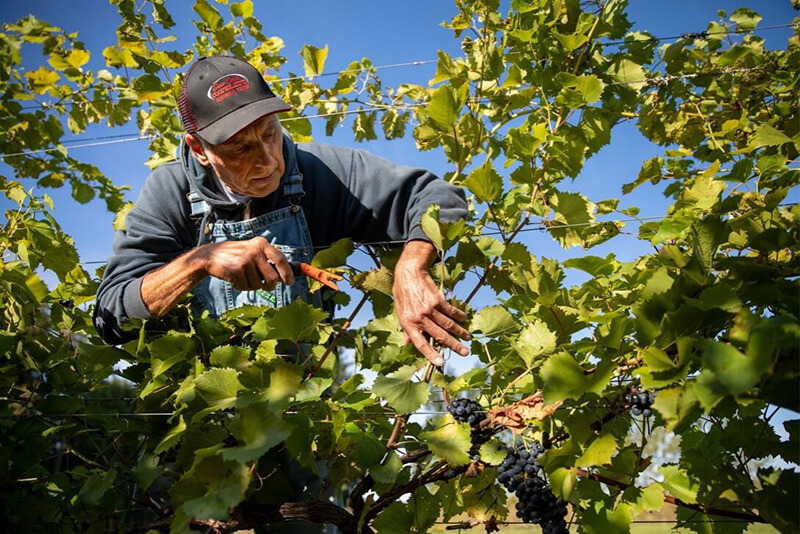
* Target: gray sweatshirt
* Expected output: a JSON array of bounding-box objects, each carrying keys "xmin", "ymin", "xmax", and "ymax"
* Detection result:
[{"xmin": 93, "ymin": 135, "xmax": 468, "ymax": 344}]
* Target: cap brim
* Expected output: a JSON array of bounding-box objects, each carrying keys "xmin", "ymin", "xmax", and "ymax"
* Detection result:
[{"xmin": 196, "ymin": 97, "xmax": 292, "ymax": 145}]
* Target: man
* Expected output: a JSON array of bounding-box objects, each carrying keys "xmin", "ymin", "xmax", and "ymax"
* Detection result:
[{"xmin": 94, "ymin": 55, "xmax": 470, "ymax": 366}]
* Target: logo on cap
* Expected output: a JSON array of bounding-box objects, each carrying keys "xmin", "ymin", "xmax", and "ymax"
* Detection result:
[{"xmin": 207, "ymin": 74, "xmax": 251, "ymax": 103}]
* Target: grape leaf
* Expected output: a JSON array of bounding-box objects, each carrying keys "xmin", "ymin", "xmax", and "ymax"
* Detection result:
[
  {"xmin": 419, "ymin": 414, "xmax": 472, "ymax": 466},
  {"xmin": 372, "ymin": 365, "xmax": 430, "ymax": 414}
]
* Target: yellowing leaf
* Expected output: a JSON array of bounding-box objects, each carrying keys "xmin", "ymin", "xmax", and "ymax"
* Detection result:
[
  {"xmin": 419, "ymin": 414, "xmax": 472, "ymax": 466},
  {"xmin": 112, "ymin": 202, "xmax": 135, "ymax": 231},
  {"xmin": 25, "ymin": 67, "xmax": 60, "ymax": 94},
  {"xmin": 576, "ymin": 433, "xmax": 618, "ymax": 468},
  {"xmin": 65, "ymin": 49, "xmax": 90, "ymax": 69},
  {"xmin": 426, "ymin": 85, "xmax": 458, "ymax": 132},
  {"xmin": 300, "ymin": 44, "xmax": 328, "ymax": 77}
]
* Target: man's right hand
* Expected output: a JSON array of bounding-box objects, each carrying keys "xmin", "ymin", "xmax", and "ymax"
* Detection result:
[
  {"xmin": 141, "ymin": 236, "xmax": 293, "ymax": 317},
  {"xmin": 198, "ymin": 236, "xmax": 294, "ymax": 290}
]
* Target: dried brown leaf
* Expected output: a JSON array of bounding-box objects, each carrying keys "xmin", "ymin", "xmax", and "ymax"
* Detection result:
[{"xmin": 487, "ymin": 392, "xmax": 562, "ymax": 434}]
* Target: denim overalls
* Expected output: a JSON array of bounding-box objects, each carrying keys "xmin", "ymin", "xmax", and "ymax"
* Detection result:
[
  {"xmin": 188, "ymin": 166, "xmax": 336, "ymax": 534},
  {"xmin": 190, "ymin": 168, "xmax": 324, "ymax": 315}
]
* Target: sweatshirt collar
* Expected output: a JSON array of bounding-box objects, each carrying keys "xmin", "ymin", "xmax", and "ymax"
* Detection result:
[{"xmin": 180, "ymin": 130, "xmax": 300, "ymax": 210}]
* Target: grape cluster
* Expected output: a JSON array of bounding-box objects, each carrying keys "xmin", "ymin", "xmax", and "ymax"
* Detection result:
[
  {"xmin": 497, "ymin": 444, "xmax": 568, "ymax": 533},
  {"xmin": 448, "ymin": 398, "xmax": 493, "ymax": 446},
  {"xmin": 624, "ymin": 387, "xmax": 656, "ymax": 417},
  {"xmin": 448, "ymin": 398, "xmax": 487, "ymax": 426}
]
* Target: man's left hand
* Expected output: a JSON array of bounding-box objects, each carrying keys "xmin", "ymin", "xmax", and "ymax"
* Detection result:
[{"xmin": 392, "ymin": 240, "xmax": 470, "ymax": 366}]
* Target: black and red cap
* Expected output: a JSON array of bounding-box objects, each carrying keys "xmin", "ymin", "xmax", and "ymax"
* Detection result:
[{"xmin": 178, "ymin": 56, "xmax": 291, "ymax": 145}]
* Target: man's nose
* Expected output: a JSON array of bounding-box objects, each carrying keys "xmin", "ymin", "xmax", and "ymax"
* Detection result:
[{"xmin": 253, "ymin": 142, "xmax": 274, "ymax": 168}]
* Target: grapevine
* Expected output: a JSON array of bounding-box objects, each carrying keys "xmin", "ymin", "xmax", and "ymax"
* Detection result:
[{"xmin": 0, "ymin": 1, "xmax": 797, "ymax": 533}]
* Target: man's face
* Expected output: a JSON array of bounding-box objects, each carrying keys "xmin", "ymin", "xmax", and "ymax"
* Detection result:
[{"xmin": 192, "ymin": 115, "xmax": 285, "ymax": 198}]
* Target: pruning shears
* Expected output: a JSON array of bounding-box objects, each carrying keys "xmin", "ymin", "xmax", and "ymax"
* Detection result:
[{"xmin": 289, "ymin": 261, "xmax": 343, "ymax": 291}]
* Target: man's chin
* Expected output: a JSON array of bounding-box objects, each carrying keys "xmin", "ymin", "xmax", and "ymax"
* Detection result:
[{"xmin": 243, "ymin": 176, "xmax": 279, "ymax": 197}]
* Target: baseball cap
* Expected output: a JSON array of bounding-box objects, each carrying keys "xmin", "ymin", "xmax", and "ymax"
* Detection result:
[{"xmin": 178, "ymin": 56, "xmax": 292, "ymax": 145}]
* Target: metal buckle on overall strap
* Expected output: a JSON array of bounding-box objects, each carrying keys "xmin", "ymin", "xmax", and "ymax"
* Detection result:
[
  {"xmin": 186, "ymin": 191, "xmax": 211, "ymax": 219},
  {"xmin": 283, "ymin": 172, "xmax": 305, "ymax": 213}
]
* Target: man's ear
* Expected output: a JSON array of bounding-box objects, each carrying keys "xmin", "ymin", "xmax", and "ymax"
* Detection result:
[{"xmin": 185, "ymin": 134, "xmax": 210, "ymax": 166}]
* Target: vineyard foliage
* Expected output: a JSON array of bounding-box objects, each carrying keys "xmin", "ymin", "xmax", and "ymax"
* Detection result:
[{"xmin": 1, "ymin": 0, "xmax": 799, "ymax": 532}]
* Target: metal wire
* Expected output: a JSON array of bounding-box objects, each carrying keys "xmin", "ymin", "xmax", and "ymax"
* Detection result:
[{"xmin": 14, "ymin": 21, "xmax": 797, "ymax": 111}]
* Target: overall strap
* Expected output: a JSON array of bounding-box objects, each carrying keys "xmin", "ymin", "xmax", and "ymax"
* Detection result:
[
  {"xmin": 186, "ymin": 191, "xmax": 214, "ymax": 246},
  {"xmin": 282, "ymin": 166, "xmax": 305, "ymax": 209}
]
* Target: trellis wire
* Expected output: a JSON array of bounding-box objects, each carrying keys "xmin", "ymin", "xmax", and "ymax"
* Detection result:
[
  {"xmin": 72, "ymin": 199, "xmax": 799, "ymax": 267},
  {"xmin": 14, "ymin": 21, "xmax": 798, "ymax": 111},
  {"xmin": 7, "ymin": 60, "xmax": 793, "ymax": 157}
]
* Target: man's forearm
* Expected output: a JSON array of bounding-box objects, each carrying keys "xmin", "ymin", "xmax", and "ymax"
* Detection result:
[
  {"xmin": 396, "ymin": 239, "xmax": 438, "ymax": 274},
  {"xmin": 140, "ymin": 247, "xmax": 209, "ymax": 317}
]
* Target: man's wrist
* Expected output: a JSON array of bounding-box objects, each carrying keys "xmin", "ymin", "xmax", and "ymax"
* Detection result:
[{"xmin": 396, "ymin": 239, "xmax": 437, "ymax": 274}]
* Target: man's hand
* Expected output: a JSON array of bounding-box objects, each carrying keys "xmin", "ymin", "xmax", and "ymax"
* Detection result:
[
  {"xmin": 393, "ymin": 240, "xmax": 470, "ymax": 366},
  {"xmin": 141, "ymin": 236, "xmax": 293, "ymax": 317},
  {"xmin": 199, "ymin": 236, "xmax": 294, "ymax": 291}
]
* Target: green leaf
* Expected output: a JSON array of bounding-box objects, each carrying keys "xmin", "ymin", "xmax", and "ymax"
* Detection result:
[
  {"xmin": 548, "ymin": 191, "xmax": 595, "ymax": 248},
  {"xmin": 195, "ymin": 368, "xmax": 243, "ymax": 409},
  {"xmin": 148, "ymin": 335, "xmax": 195, "ymax": 379},
  {"xmin": 419, "ymin": 414, "xmax": 472, "ymax": 466},
  {"xmin": 373, "ymin": 365, "xmax": 430, "ymax": 414},
  {"xmin": 751, "ymin": 123, "xmax": 792, "ymax": 148},
  {"xmin": 702, "ymin": 341, "xmax": 767, "ymax": 395},
  {"xmin": 300, "ymin": 44, "xmax": 328, "ymax": 77},
  {"xmin": 221, "ymin": 403, "xmax": 292, "ymax": 463},
  {"xmin": 581, "ymin": 501, "xmax": 632, "ymax": 533},
  {"xmin": 370, "ymin": 451, "xmax": 403, "ymax": 484},
  {"xmin": 558, "ymin": 73, "xmax": 604, "ymax": 104},
  {"xmin": 548, "ymin": 467, "xmax": 577, "ymax": 501},
  {"xmin": 134, "ymin": 454, "xmax": 161, "ymax": 491},
  {"xmin": 112, "ymin": 202, "xmax": 135, "ymax": 231},
  {"xmin": 25, "ymin": 273, "xmax": 48, "ymax": 302},
  {"xmin": 294, "ymin": 377, "xmax": 333, "ymax": 403},
  {"xmin": 155, "ymin": 415, "xmax": 187, "ymax": 454},
  {"xmin": 103, "ymin": 45, "xmax": 137, "ymax": 67},
  {"xmin": 470, "ymin": 305, "xmax": 518, "ymax": 337},
  {"xmin": 79, "ymin": 468, "xmax": 117, "ymax": 505},
  {"xmin": 514, "ymin": 321, "xmax": 557, "ymax": 367},
  {"xmin": 311, "ymin": 238, "xmax": 353, "ymax": 268},
  {"xmin": 576, "ymin": 433, "xmax": 618, "ymax": 468},
  {"xmin": 609, "ymin": 58, "xmax": 647, "ymax": 91},
  {"xmin": 210, "ymin": 345, "xmax": 251, "ymax": 371},
  {"xmin": 541, "ymin": 352, "xmax": 587, "ymax": 402},
  {"xmin": 564, "ymin": 254, "xmax": 619, "ymax": 277},
  {"xmin": 427, "ymin": 85, "xmax": 458, "ymax": 131},
  {"xmin": 229, "ymin": 0, "xmax": 253, "ymax": 18},
  {"xmin": 172, "ymin": 455, "xmax": 250, "ymax": 520},
  {"xmin": 372, "ymin": 501, "xmax": 414, "ymax": 534},
  {"xmin": 658, "ymin": 465, "xmax": 698, "ymax": 503},
  {"xmin": 479, "ymin": 440, "xmax": 508, "ymax": 466},
  {"xmin": 730, "ymin": 7, "xmax": 762, "ymax": 31},
  {"xmin": 652, "ymin": 386, "xmax": 701, "ymax": 433},
  {"xmin": 420, "ymin": 204, "xmax": 445, "ymax": 251},
  {"xmin": 463, "ymin": 160, "xmax": 503, "ymax": 203},
  {"xmin": 253, "ymin": 299, "xmax": 328, "ymax": 342}
]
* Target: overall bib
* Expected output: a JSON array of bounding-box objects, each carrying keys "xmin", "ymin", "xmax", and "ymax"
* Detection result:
[
  {"xmin": 191, "ymin": 169, "xmax": 323, "ymax": 315},
  {"xmin": 189, "ymin": 169, "xmax": 337, "ymax": 533}
]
